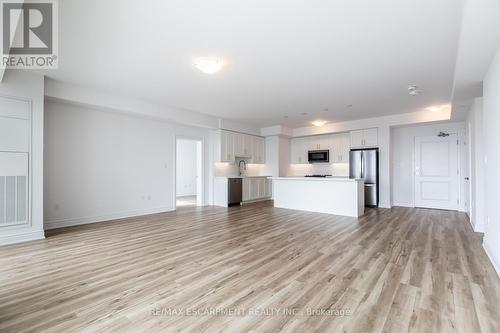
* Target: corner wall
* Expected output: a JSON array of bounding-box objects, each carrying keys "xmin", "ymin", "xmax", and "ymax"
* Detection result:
[
  {"xmin": 44, "ymin": 100, "xmax": 214, "ymax": 230},
  {"xmin": 483, "ymin": 45, "xmax": 500, "ymax": 275}
]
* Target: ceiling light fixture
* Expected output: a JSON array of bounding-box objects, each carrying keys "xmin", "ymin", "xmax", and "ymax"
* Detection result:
[
  {"xmin": 194, "ymin": 57, "xmax": 223, "ymax": 74},
  {"xmin": 312, "ymin": 120, "xmax": 327, "ymax": 127},
  {"xmin": 408, "ymin": 85, "xmax": 421, "ymax": 96}
]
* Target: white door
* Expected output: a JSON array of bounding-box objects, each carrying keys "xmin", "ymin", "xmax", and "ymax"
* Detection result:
[{"xmin": 414, "ymin": 134, "xmax": 459, "ymax": 210}]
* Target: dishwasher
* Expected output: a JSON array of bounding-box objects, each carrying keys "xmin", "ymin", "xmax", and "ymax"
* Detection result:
[{"xmin": 228, "ymin": 178, "xmax": 242, "ymax": 206}]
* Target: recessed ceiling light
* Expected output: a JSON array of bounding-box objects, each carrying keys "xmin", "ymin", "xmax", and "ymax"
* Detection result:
[
  {"xmin": 346, "ymin": 104, "xmax": 353, "ymax": 108},
  {"xmin": 312, "ymin": 120, "xmax": 327, "ymax": 127},
  {"xmin": 194, "ymin": 57, "xmax": 223, "ymax": 74}
]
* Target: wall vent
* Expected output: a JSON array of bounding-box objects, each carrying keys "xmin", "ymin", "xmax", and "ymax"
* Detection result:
[{"xmin": 0, "ymin": 175, "xmax": 27, "ymax": 226}]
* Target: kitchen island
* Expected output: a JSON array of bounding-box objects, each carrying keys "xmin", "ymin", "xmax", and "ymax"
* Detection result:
[{"xmin": 269, "ymin": 177, "xmax": 365, "ymax": 217}]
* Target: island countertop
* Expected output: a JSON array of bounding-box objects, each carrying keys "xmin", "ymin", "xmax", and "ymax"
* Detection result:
[
  {"xmin": 270, "ymin": 176, "xmax": 365, "ymax": 217},
  {"xmin": 269, "ymin": 176, "xmax": 363, "ymax": 182}
]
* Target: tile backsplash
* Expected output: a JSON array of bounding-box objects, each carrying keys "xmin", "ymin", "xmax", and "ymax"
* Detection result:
[{"xmin": 214, "ymin": 158, "xmax": 268, "ymax": 177}]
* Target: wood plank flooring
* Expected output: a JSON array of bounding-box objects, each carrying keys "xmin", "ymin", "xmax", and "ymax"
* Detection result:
[{"xmin": 1, "ymin": 202, "xmax": 499, "ymax": 332}]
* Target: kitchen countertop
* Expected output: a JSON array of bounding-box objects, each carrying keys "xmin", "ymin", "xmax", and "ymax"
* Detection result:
[
  {"xmin": 214, "ymin": 176, "xmax": 271, "ymax": 179},
  {"xmin": 269, "ymin": 176, "xmax": 363, "ymax": 182}
]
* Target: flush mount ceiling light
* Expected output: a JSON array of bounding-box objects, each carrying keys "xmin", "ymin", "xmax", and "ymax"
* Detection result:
[
  {"xmin": 194, "ymin": 57, "xmax": 223, "ymax": 74},
  {"xmin": 408, "ymin": 85, "xmax": 421, "ymax": 96},
  {"xmin": 312, "ymin": 120, "xmax": 327, "ymax": 127}
]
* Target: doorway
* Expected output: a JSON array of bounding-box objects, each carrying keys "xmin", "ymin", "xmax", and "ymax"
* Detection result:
[
  {"xmin": 175, "ymin": 138, "xmax": 202, "ymax": 207},
  {"xmin": 414, "ymin": 133, "xmax": 459, "ymax": 210}
]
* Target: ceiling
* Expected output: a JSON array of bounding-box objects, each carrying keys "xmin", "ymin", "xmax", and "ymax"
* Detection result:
[{"xmin": 44, "ymin": 0, "xmax": 465, "ymax": 128}]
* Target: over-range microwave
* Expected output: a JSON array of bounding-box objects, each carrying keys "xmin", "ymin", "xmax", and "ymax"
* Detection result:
[{"xmin": 308, "ymin": 150, "xmax": 329, "ymax": 163}]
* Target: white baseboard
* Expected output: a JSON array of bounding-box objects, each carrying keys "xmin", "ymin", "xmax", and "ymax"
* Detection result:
[
  {"xmin": 378, "ymin": 204, "xmax": 393, "ymax": 209},
  {"xmin": 392, "ymin": 202, "xmax": 414, "ymax": 208},
  {"xmin": 0, "ymin": 230, "xmax": 45, "ymax": 246},
  {"xmin": 483, "ymin": 240, "xmax": 500, "ymax": 278},
  {"xmin": 474, "ymin": 223, "xmax": 485, "ymax": 233},
  {"xmin": 45, "ymin": 206, "xmax": 175, "ymax": 230},
  {"xmin": 241, "ymin": 198, "xmax": 272, "ymax": 205}
]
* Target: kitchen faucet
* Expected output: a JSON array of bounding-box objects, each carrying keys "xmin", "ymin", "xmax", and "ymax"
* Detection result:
[{"xmin": 238, "ymin": 160, "xmax": 247, "ymax": 176}]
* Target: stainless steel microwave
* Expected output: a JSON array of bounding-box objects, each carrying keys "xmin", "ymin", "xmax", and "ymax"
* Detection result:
[{"xmin": 308, "ymin": 150, "xmax": 329, "ymax": 163}]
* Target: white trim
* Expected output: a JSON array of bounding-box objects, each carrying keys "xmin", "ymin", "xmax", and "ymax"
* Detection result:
[
  {"xmin": 483, "ymin": 241, "xmax": 500, "ymax": 278},
  {"xmin": 241, "ymin": 198, "xmax": 272, "ymax": 205},
  {"xmin": 174, "ymin": 135, "xmax": 205, "ymax": 209},
  {"xmin": 0, "ymin": 230, "xmax": 45, "ymax": 246},
  {"xmin": 474, "ymin": 223, "xmax": 485, "ymax": 233},
  {"xmin": 391, "ymin": 202, "xmax": 413, "ymax": 208},
  {"xmin": 44, "ymin": 206, "xmax": 174, "ymax": 230}
]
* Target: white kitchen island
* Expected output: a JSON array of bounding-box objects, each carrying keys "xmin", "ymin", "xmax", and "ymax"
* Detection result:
[{"xmin": 269, "ymin": 177, "xmax": 365, "ymax": 217}]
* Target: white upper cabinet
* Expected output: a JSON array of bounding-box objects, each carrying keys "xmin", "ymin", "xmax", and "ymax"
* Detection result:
[
  {"xmin": 363, "ymin": 128, "xmax": 378, "ymax": 146},
  {"xmin": 251, "ymin": 136, "xmax": 265, "ymax": 164},
  {"xmin": 219, "ymin": 130, "xmax": 235, "ymax": 162},
  {"xmin": 215, "ymin": 130, "xmax": 266, "ymax": 164},
  {"xmin": 307, "ymin": 135, "xmax": 330, "ymax": 151},
  {"xmin": 330, "ymin": 133, "xmax": 350, "ymax": 163},
  {"xmin": 290, "ymin": 137, "xmax": 309, "ymax": 164},
  {"xmin": 350, "ymin": 128, "xmax": 378, "ymax": 148},
  {"xmin": 242, "ymin": 135, "xmax": 253, "ymax": 157}
]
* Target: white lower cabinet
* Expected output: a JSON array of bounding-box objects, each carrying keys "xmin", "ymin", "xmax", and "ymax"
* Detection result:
[{"xmin": 242, "ymin": 177, "xmax": 272, "ymax": 202}]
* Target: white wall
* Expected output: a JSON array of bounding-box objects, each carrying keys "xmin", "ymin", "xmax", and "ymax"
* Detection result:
[
  {"xmin": 391, "ymin": 122, "xmax": 467, "ymax": 211},
  {"xmin": 176, "ymin": 139, "xmax": 198, "ymax": 196},
  {"xmin": 483, "ymin": 45, "xmax": 500, "ymax": 275},
  {"xmin": 44, "ymin": 100, "xmax": 214, "ymax": 229},
  {"xmin": 465, "ymin": 98, "xmax": 486, "ymax": 232},
  {"xmin": 0, "ymin": 71, "xmax": 45, "ymax": 245}
]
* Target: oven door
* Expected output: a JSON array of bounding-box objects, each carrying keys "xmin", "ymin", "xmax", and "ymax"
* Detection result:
[{"xmin": 308, "ymin": 150, "xmax": 329, "ymax": 163}]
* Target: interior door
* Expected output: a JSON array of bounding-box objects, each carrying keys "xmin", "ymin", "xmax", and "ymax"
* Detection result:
[{"xmin": 414, "ymin": 134, "xmax": 459, "ymax": 210}]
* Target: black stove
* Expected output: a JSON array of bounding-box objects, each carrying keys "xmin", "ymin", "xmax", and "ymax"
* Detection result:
[{"xmin": 304, "ymin": 174, "xmax": 332, "ymax": 178}]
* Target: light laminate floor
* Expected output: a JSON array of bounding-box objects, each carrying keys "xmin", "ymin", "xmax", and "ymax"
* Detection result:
[{"xmin": 1, "ymin": 202, "xmax": 499, "ymax": 332}]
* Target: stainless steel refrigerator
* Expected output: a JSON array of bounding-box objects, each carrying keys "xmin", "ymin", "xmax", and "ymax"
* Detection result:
[{"xmin": 349, "ymin": 148, "xmax": 379, "ymax": 207}]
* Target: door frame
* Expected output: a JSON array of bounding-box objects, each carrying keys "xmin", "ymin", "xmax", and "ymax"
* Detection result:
[
  {"xmin": 173, "ymin": 135, "xmax": 204, "ymax": 209},
  {"xmin": 412, "ymin": 132, "xmax": 460, "ymax": 210},
  {"xmin": 467, "ymin": 122, "xmax": 473, "ymax": 219}
]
